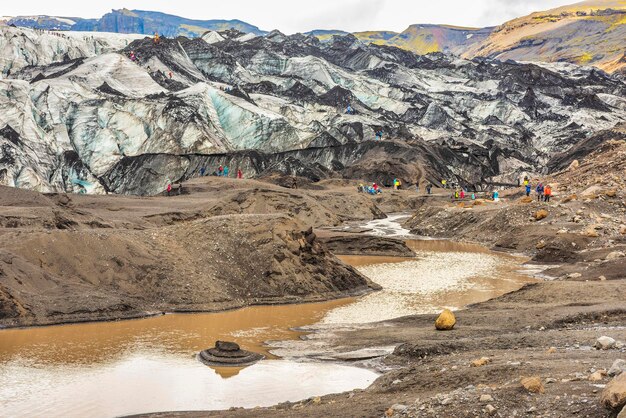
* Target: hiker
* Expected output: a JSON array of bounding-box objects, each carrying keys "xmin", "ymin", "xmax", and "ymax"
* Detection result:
[
  {"xmin": 292, "ymin": 177, "xmax": 298, "ymax": 189},
  {"xmin": 415, "ymin": 183, "xmax": 419, "ymax": 193},
  {"xmin": 166, "ymin": 183, "xmax": 172, "ymax": 196},
  {"xmin": 525, "ymin": 182, "xmax": 531, "ymax": 197},
  {"xmin": 471, "ymin": 192, "xmax": 476, "ymax": 200},
  {"xmin": 346, "ymin": 104, "xmax": 354, "ymax": 115},
  {"xmin": 523, "ymin": 176, "xmax": 529, "ymax": 187},
  {"xmin": 200, "ymin": 167, "xmax": 206, "ymax": 177},
  {"xmin": 237, "ymin": 169, "xmax": 243, "ymax": 179},
  {"xmin": 223, "ymin": 166, "xmax": 229, "ymax": 177},
  {"xmin": 129, "ymin": 51, "xmax": 136, "ymax": 61},
  {"xmin": 395, "ymin": 179, "xmax": 401, "ymax": 190},
  {"xmin": 454, "ymin": 189, "xmax": 459, "ymax": 199},
  {"xmin": 544, "ymin": 184, "xmax": 552, "ymax": 203},
  {"xmin": 218, "ymin": 165, "xmax": 224, "ymax": 177},
  {"xmin": 493, "ymin": 190, "xmax": 500, "ymax": 202},
  {"xmin": 154, "ymin": 33, "xmax": 160, "ymax": 44},
  {"xmin": 177, "ymin": 183, "xmax": 183, "ymax": 195},
  {"xmin": 441, "ymin": 179, "xmax": 447, "ymax": 189},
  {"xmin": 460, "ymin": 189, "xmax": 466, "ymax": 199},
  {"xmin": 426, "ymin": 183, "xmax": 432, "ymax": 195},
  {"xmin": 168, "ymin": 71, "xmax": 173, "ymax": 79},
  {"xmin": 536, "ymin": 182, "xmax": 544, "ymax": 202},
  {"xmin": 393, "ymin": 178, "xmax": 398, "ymax": 191}
]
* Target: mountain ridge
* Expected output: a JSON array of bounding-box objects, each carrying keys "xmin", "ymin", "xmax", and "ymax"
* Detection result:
[{"xmin": 1, "ymin": 1, "xmax": 625, "ymax": 71}]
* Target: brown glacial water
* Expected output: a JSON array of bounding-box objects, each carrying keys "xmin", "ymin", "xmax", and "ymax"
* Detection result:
[{"xmin": 0, "ymin": 239, "xmax": 536, "ymax": 418}]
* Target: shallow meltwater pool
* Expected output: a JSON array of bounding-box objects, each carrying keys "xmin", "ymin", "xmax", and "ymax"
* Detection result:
[
  {"xmin": 0, "ymin": 238, "xmax": 537, "ymax": 418},
  {"xmin": 0, "ymin": 300, "xmax": 377, "ymax": 418},
  {"xmin": 330, "ymin": 239, "xmax": 537, "ymax": 324}
]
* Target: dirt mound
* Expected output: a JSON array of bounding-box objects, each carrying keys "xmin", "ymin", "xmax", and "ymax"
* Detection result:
[
  {"xmin": 0, "ymin": 213, "xmax": 376, "ymax": 327},
  {"xmin": 318, "ymin": 234, "xmax": 415, "ymax": 257},
  {"xmin": 204, "ymin": 186, "xmax": 385, "ymax": 227}
]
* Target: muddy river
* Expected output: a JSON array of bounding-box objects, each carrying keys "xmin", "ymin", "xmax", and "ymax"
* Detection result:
[{"xmin": 0, "ymin": 237, "xmax": 537, "ymax": 418}]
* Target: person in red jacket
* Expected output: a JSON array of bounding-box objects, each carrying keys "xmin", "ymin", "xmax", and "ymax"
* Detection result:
[{"xmin": 237, "ymin": 169, "xmax": 243, "ymax": 179}]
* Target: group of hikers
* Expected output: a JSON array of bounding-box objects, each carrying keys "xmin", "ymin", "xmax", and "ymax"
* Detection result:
[
  {"xmin": 357, "ymin": 183, "xmax": 382, "ymax": 195},
  {"xmin": 358, "ymin": 179, "xmax": 438, "ymax": 195},
  {"xmin": 198, "ymin": 165, "xmax": 244, "ymax": 179},
  {"xmin": 523, "ymin": 178, "xmax": 553, "ymax": 202}
]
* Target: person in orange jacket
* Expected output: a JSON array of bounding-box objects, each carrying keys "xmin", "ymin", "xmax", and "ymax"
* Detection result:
[{"xmin": 544, "ymin": 185, "xmax": 552, "ymax": 203}]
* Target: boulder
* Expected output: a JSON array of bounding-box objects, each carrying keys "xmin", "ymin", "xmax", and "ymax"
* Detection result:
[
  {"xmin": 568, "ymin": 160, "xmax": 580, "ymax": 171},
  {"xmin": 618, "ymin": 405, "xmax": 626, "ymax": 418},
  {"xmin": 589, "ymin": 370, "xmax": 607, "ymax": 381},
  {"xmin": 609, "ymin": 360, "xmax": 626, "ymax": 377},
  {"xmin": 480, "ymin": 394, "xmax": 494, "ymax": 402},
  {"xmin": 561, "ymin": 194, "xmax": 577, "ymax": 203},
  {"xmin": 198, "ymin": 340, "xmax": 264, "ymax": 367},
  {"xmin": 471, "ymin": 357, "xmax": 492, "ymax": 367},
  {"xmin": 535, "ymin": 209, "xmax": 549, "ymax": 220},
  {"xmin": 216, "ymin": 341, "xmax": 240, "ymax": 352},
  {"xmin": 606, "ymin": 190, "xmax": 617, "ymax": 198},
  {"xmin": 435, "ymin": 309, "xmax": 456, "ymax": 331},
  {"xmin": 606, "ymin": 251, "xmax": 625, "ymax": 261},
  {"xmin": 521, "ymin": 376, "xmax": 545, "ymax": 394},
  {"xmin": 602, "ymin": 373, "xmax": 626, "ymax": 411},
  {"xmin": 595, "ymin": 336, "xmax": 617, "ymax": 350}
]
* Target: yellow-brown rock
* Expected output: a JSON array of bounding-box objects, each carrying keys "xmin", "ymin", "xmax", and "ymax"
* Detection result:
[
  {"xmin": 521, "ymin": 376, "xmax": 545, "ymax": 394},
  {"xmin": 535, "ymin": 210, "xmax": 549, "ymax": 220},
  {"xmin": 471, "ymin": 357, "xmax": 492, "ymax": 367},
  {"xmin": 435, "ymin": 309, "xmax": 456, "ymax": 331},
  {"xmin": 602, "ymin": 373, "xmax": 626, "ymax": 411}
]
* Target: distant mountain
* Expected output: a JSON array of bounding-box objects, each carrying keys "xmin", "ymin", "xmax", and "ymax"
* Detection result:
[
  {"xmin": 309, "ymin": 26, "xmax": 491, "ymax": 55},
  {"xmin": 379, "ymin": 25, "xmax": 493, "ymax": 55},
  {"xmin": 1, "ymin": 9, "xmax": 266, "ymax": 37},
  {"xmin": 463, "ymin": 0, "xmax": 626, "ymax": 73},
  {"xmin": 0, "ymin": 15, "xmax": 83, "ymax": 31},
  {"xmin": 309, "ymin": 0, "xmax": 625, "ymax": 73}
]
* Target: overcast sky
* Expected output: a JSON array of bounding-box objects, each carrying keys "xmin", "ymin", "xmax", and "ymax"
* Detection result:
[{"xmin": 2, "ymin": 0, "xmax": 578, "ymax": 33}]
